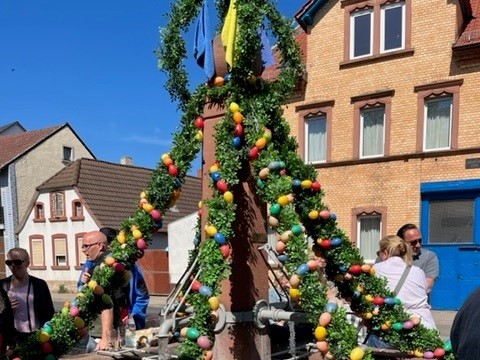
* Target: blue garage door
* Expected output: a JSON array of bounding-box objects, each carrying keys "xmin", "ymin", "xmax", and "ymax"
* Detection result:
[{"xmin": 421, "ymin": 179, "xmax": 480, "ymax": 310}]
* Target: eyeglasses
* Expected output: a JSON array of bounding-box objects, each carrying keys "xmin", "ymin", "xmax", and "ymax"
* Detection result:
[
  {"xmin": 5, "ymin": 259, "xmax": 25, "ymax": 266},
  {"xmin": 409, "ymin": 239, "xmax": 422, "ymax": 246},
  {"xmin": 81, "ymin": 242, "xmax": 99, "ymax": 250}
]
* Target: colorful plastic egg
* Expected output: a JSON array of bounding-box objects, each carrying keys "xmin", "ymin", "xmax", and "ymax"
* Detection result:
[
  {"xmin": 214, "ymin": 232, "xmax": 227, "ymax": 245},
  {"xmin": 199, "ymin": 286, "xmax": 213, "ymax": 297},
  {"xmin": 296, "ymin": 263, "xmax": 310, "ymax": 276}
]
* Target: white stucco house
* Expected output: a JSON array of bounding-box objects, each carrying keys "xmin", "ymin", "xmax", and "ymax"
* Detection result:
[{"xmin": 16, "ymin": 158, "xmax": 202, "ymax": 294}]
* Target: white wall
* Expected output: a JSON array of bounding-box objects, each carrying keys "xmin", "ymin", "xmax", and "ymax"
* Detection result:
[
  {"xmin": 167, "ymin": 213, "xmax": 198, "ymax": 284},
  {"xmin": 18, "ymin": 188, "xmax": 97, "ymax": 287}
]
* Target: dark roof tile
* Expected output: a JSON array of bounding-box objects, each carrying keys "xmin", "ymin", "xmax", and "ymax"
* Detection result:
[
  {"xmin": 37, "ymin": 158, "xmax": 201, "ymax": 231},
  {"xmin": 0, "ymin": 125, "xmax": 64, "ymax": 169}
]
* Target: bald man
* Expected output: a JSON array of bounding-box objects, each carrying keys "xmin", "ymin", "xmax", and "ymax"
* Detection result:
[{"xmin": 80, "ymin": 231, "xmax": 115, "ymax": 351}]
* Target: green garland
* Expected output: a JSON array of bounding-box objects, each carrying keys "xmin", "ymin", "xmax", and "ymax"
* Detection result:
[{"xmin": 12, "ymin": 1, "xmax": 453, "ymax": 360}]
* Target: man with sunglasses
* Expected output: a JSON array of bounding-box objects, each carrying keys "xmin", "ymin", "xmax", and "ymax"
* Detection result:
[
  {"xmin": 79, "ymin": 230, "xmax": 123, "ymax": 351},
  {"xmin": 397, "ymin": 223, "xmax": 439, "ymax": 295}
]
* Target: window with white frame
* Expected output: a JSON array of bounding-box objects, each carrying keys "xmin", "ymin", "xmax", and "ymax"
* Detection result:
[
  {"xmin": 357, "ymin": 215, "xmax": 382, "ymax": 263},
  {"xmin": 305, "ymin": 116, "xmax": 327, "ymax": 163},
  {"xmin": 360, "ymin": 106, "xmax": 385, "ymax": 158},
  {"xmin": 381, "ymin": 2, "xmax": 405, "ymax": 53},
  {"xmin": 53, "ymin": 235, "xmax": 68, "ymax": 267},
  {"xmin": 345, "ymin": 0, "xmax": 408, "ymax": 61},
  {"xmin": 350, "ymin": 8, "xmax": 373, "ymax": 58},
  {"xmin": 424, "ymin": 96, "xmax": 453, "ymax": 151}
]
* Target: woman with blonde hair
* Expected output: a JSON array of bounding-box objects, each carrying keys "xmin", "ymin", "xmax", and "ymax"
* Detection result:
[{"xmin": 374, "ymin": 235, "xmax": 436, "ymax": 329}]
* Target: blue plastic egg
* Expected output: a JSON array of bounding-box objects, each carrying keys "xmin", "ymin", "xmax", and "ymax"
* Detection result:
[
  {"xmin": 278, "ymin": 254, "xmax": 289, "ymax": 263},
  {"xmin": 339, "ymin": 264, "xmax": 348, "ymax": 272},
  {"xmin": 278, "ymin": 161, "xmax": 286, "ymax": 169},
  {"xmin": 325, "ymin": 302, "xmax": 338, "ymax": 313},
  {"xmin": 384, "ymin": 297, "xmax": 396, "ymax": 306},
  {"xmin": 296, "ymin": 263, "xmax": 310, "ymax": 275},
  {"xmin": 330, "ymin": 212, "xmax": 337, "ymax": 221},
  {"xmin": 210, "ymin": 171, "xmax": 221, "ymax": 182},
  {"xmin": 214, "ymin": 233, "xmax": 227, "ymax": 245},
  {"xmin": 268, "ymin": 161, "xmax": 281, "ymax": 170},
  {"xmin": 174, "ymin": 178, "xmax": 182, "ymax": 188},
  {"xmin": 199, "ymin": 285, "xmax": 212, "ymax": 297},
  {"xmin": 292, "ymin": 179, "xmax": 302, "ymax": 187},
  {"xmin": 156, "ymin": 220, "xmax": 163, "ymax": 229},
  {"xmin": 233, "ymin": 136, "xmax": 242, "ymax": 148},
  {"xmin": 331, "ymin": 237, "xmax": 342, "ymax": 247},
  {"xmin": 193, "ymin": 237, "xmax": 201, "ymax": 246}
]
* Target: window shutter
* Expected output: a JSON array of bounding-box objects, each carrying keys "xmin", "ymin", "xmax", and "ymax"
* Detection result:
[
  {"xmin": 55, "ymin": 238, "xmax": 67, "ymax": 255},
  {"xmin": 32, "ymin": 240, "xmax": 44, "ymax": 266}
]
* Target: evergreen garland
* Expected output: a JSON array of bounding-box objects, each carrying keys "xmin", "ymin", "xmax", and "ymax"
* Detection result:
[{"xmin": 13, "ymin": 1, "xmax": 453, "ymax": 360}]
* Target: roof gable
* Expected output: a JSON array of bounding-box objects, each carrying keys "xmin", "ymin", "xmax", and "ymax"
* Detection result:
[
  {"xmin": 36, "ymin": 158, "xmax": 202, "ymax": 231},
  {"xmin": 0, "ymin": 124, "xmax": 64, "ymax": 169},
  {"xmin": 0, "ymin": 121, "xmax": 26, "ymax": 135}
]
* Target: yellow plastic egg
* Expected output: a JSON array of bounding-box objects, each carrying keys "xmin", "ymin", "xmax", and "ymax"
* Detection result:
[
  {"xmin": 132, "ymin": 229, "xmax": 142, "ymax": 239},
  {"xmin": 301, "ymin": 180, "xmax": 312, "ymax": 189},
  {"xmin": 208, "ymin": 296, "xmax": 220, "ymax": 311},
  {"xmin": 277, "ymin": 195, "xmax": 289, "ymax": 206},
  {"xmin": 142, "ymin": 203, "xmax": 154, "ymax": 213},
  {"xmin": 229, "ymin": 102, "xmax": 240, "ymax": 113},
  {"xmin": 350, "ymin": 346, "xmax": 365, "ymax": 360},
  {"xmin": 314, "ymin": 326, "xmax": 327, "ymax": 341},
  {"xmin": 205, "ymin": 225, "xmax": 217, "ymax": 237},
  {"xmin": 223, "ymin": 191, "xmax": 234, "ymax": 203},
  {"xmin": 255, "ymin": 137, "xmax": 267, "ymax": 149}
]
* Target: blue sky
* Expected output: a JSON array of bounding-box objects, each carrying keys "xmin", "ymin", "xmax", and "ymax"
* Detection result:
[{"xmin": 0, "ymin": 1, "xmax": 303, "ymax": 174}]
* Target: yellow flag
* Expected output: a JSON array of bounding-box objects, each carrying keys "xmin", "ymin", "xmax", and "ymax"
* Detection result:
[{"xmin": 221, "ymin": 0, "xmax": 238, "ymax": 68}]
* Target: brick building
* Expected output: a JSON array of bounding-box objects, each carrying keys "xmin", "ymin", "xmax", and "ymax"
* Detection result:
[{"xmin": 283, "ymin": 0, "xmax": 480, "ymax": 309}]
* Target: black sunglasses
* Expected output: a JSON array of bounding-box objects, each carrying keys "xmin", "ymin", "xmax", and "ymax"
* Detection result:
[
  {"xmin": 409, "ymin": 239, "xmax": 422, "ymax": 246},
  {"xmin": 5, "ymin": 259, "xmax": 25, "ymax": 266}
]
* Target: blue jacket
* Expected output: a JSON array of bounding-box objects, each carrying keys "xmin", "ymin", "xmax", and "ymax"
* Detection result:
[{"xmin": 78, "ymin": 261, "xmax": 149, "ymax": 329}]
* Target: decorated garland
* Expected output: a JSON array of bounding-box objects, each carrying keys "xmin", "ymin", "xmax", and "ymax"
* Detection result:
[{"xmin": 12, "ymin": 1, "xmax": 453, "ymax": 360}]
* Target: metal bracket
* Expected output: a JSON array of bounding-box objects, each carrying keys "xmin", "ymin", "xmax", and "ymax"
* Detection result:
[{"xmin": 252, "ymin": 299, "xmax": 269, "ymax": 329}]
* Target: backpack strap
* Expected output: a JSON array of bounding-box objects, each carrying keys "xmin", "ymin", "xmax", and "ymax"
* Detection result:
[{"xmin": 393, "ymin": 265, "xmax": 412, "ymax": 296}]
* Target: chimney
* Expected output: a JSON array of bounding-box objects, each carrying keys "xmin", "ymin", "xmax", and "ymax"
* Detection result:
[{"xmin": 120, "ymin": 156, "xmax": 133, "ymax": 165}]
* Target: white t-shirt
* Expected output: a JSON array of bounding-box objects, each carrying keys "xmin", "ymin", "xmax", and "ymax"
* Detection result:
[{"xmin": 373, "ymin": 256, "xmax": 436, "ymax": 329}]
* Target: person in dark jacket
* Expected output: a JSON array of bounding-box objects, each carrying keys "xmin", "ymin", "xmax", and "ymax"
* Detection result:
[
  {"xmin": 0, "ymin": 286, "xmax": 15, "ymax": 357},
  {"xmin": 0, "ymin": 247, "xmax": 55, "ymax": 344},
  {"xmin": 450, "ymin": 287, "xmax": 480, "ymax": 359}
]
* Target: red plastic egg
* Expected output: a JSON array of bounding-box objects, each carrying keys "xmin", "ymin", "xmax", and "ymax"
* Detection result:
[
  {"xmin": 311, "ymin": 181, "xmax": 321, "ymax": 192},
  {"xmin": 234, "ymin": 124, "xmax": 244, "ymax": 136},
  {"xmin": 220, "ymin": 244, "xmax": 231, "ymax": 258},
  {"xmin": 194, "ymin": 116, "xmax": 205, "ymax": 129},
  {"xmin": 168, "ymin": 164, "xmax": 178, "ymax": 176},
  {"xmin": 216, "ymin": 180, "xmax": 228, "ymax": 193},
  {"xmin": 249, "ymin": 147, "xmax": 259, "ymax": 160},
  {"xmin": 349, "ymin": 265, "xmax": 362, "ymax": 276},
  {"xmin": 191, "ymin": 280, "xmax": 202, "ymax": 292}
]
